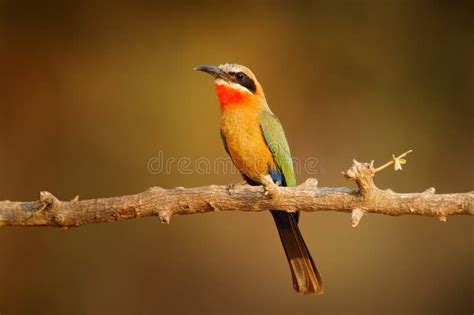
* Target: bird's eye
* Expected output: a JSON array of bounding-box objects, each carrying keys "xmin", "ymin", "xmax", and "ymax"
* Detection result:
[{"xmin": 235, "ymin": 72, "xmax": 245, "ymax": 80}]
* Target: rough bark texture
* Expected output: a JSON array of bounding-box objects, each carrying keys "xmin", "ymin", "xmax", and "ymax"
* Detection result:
[{"xmin": 0, "ymin": 159, "xmax": 472, "ymax": 228}]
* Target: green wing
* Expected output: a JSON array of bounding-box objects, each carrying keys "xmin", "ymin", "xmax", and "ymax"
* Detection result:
[{"xmin": 259, "ymin": 110, "xmax": 296, "ymax": 187}]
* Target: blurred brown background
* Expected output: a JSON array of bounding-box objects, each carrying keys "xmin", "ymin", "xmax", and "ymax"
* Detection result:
[{"xmin": 0, "ymin": 1, "xmax": 472, "ymax": 314}]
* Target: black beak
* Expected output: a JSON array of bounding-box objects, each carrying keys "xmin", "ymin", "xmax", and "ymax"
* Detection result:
[{"xmin": 193, "ymin": 65, "xmax": 232, "ymax": 81}]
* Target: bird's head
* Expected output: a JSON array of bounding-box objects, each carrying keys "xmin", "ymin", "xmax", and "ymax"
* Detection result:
[{"xmin": 194, "ymin": 63, "xmax": 266, "ymax": 110}]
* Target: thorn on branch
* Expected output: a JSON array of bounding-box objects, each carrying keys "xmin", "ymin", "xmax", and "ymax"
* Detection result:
[
  {"xmin": 39, "ymin": 191, "xmax": 61, "ymax": 211},
  {"xmin": 351, "ymin": 208, "xmax": 366, "ymax": 227},
  {"xmin": 158, "ymin": 209, "xmax": 172, "ymax": 224},
  {"xmin": 299, "ymin": 178, "xmax": 319, "ymax": 190},
  {"xmin": 438, "ymin": 215, "xmax": 447, "ymax": 222},
  {"xmin": 423, "ymin": 187, "xmax": 436, "ymax": 194},
  {"xmin": 147, "ymin": 186, "xmax": 164, "ymax": 193}
]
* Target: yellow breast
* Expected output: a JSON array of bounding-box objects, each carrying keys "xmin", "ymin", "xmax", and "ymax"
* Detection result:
[{"xmin": 220, "ymin": 106, "xmax": 275, "ymax": 183}]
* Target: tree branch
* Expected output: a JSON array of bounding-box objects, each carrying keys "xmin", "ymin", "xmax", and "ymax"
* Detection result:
[{"xmin": 1, "ymin": 154, "xmax": 472, "ymax": 228}]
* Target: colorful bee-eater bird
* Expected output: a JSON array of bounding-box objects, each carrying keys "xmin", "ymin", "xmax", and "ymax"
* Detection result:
[{"xmin": 194, "ymin": 63, "xmax": 324, "ymax": 295}]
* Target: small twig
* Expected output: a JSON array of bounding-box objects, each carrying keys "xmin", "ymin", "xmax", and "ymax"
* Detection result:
[{"xmin": 374, "ymin": 149, "xmax": 413, "ymax": 173}]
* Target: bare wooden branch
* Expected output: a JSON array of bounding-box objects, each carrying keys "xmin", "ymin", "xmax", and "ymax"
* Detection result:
[{"xmin": 0, "ymin": 158, "xmax": 472, "ymax": 228}]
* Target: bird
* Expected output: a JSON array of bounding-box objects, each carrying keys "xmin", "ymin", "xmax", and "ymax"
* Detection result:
[{"xmin": 194, "ymin": 63, "xmax": 324, "ymax": 295}]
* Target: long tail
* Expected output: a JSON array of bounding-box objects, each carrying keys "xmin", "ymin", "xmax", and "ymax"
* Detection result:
[{"xmin": 271, "ymin": 210, "xmax": 324, "ymax": 295}]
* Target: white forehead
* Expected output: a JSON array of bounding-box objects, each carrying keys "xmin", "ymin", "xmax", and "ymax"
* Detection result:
[{"xmin": 218, "ymin": 63, "xmax": 257, "ymax": 81}]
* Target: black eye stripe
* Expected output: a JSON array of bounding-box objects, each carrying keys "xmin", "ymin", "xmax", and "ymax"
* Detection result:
[{"xmin": 229, "ymin": 71, "xmax": 256, "ymax": 93}]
